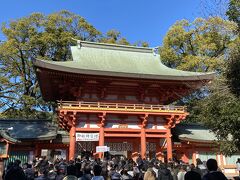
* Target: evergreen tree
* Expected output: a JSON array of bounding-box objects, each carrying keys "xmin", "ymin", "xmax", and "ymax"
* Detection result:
[
  {"xmin": 0, "ymin": 10, "xmax": 101, "ymax": 118},
  {"xmin": 160, "ymin": 16, "xmax": 240, "ymax": 154}
]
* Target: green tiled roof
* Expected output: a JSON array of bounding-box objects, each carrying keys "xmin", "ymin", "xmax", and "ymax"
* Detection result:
[
  {"xmin": 0, "ymin": 119, "xmax": 57, "ymax": 141},
  {"xmin": 173, "ymin": 124, "xmax": 217, "ymax": 142},
  {"xmin": 53, "ymin": 130, "xmax": 69, "ymax": 144},
  {"xmin": 34, "ymin": 41, "xmax": 214, "ymax": 81}
]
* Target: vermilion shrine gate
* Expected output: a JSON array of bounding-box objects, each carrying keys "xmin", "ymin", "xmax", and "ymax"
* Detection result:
[{"xmin": 34, "ymin": 41, "xmax": 214, "ymax": 161}]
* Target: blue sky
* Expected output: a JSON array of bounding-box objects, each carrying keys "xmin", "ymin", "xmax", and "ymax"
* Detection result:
[{"xmin": 0, "ymin": 0, "xmax": 205, "ymax": 47}]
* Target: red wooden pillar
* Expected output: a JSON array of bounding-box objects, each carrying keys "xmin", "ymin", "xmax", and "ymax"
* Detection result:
[
  {"xmin": 140, "ymin": 128, "xmax": 146, "ymax": 159},
  {"xmin": 98, "ymin": 126, "xmax": 104, "ymax": 158},
  {"xmin": 99, "ymin": 127, "xmax": 104, "ymax": 146},
  {"xmin": 181, "ymin": 149, "xmax": 189, "ymax": 163},
  {"xmin": 69, "ymin": 112, "xmax": 77, "ymax": 160},
  {"xmin": 98, "ymin": 113, "xmax": 106, "ymax": 159},
  {"xmin": 220, "ymin": 153, "xmax": 224, "ymax": 168},
  {"xmin": 140, "ymin": 114, "xmax": 148, "ymax": 159},
  {"xmin": 69, "ymin": 126, "xmax": 76, "ymax": 160},
  {"xmin": 166, "ymin": 128, "xmax": 172, "ymax": 161}
]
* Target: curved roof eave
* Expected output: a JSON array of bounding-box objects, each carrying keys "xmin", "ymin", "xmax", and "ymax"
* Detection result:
[
  {"xmin": 19, "ymin": 135, "xmax": 57, "ymax": 141},
  {"xmin": 179, "ymin": 137, "xmax": 217, "ymax": 143},
  {"xmin": 0, "ymin": 130, "xmax": 20, "ymax": 143},
  {"xmin": 34, "ymin": 59, "xmax": 215, "ymax": 81}
]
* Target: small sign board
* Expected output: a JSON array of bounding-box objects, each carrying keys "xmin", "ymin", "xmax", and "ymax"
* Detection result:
[
  {"xmin": 41, "ymin": 149, "xmax": 48, "ymax": 157},
  {"xmin": 96, "ymin": 146, "xmax": 110, "ymax": 153},
  {"xmin": 118, "ymin": 124, "xmax": 128, "ymax": 128},
  {"xmin": 76, "ymin": 133, "xmax": 99, "ymax": 141}
]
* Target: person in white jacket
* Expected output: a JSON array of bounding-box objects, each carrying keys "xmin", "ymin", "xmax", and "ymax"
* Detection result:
[{"xmin": 177, "ymin": 165, "xmax": 186, "ymax": 180}]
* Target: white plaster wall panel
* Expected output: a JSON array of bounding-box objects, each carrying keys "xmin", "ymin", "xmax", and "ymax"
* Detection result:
[
  {"xmin": 156, "ymin": 125, "xmax": 166, "ymax": 129},
  {"xmin": 89, "ymin": 123, "xmax": 100, "ymax": 128},
  {"xmin": 112, "ymin": 124, "xmax": 119, "ymax": 128},
  {"xmin": 128, "ymin": 124, "xmax": 141, "ymax": 129}
]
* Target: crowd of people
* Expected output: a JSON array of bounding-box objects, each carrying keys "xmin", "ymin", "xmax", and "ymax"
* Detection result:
[{"xmin": 2, "ymin": 155, "xmax": 235, "ymax": 180}]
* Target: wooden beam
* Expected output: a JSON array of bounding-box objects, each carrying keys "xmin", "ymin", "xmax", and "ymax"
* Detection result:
[
  {"xmin": 146, "ymin": 134, "xmax": 167, "ymax": 138},
  {"xmin": 104, "ymin": 128, "xmax": 141, "ymax": 132},
  {"xmin": 76, "ymin": 128, "xmax": 100, "ymax": 132},
  {"xmin": 104, "ymin": 133, "xmax": 140, "ymax": 137},
  {"xmin": 145, "ymin": 129, "xmax": 167, "ymax": 133}
]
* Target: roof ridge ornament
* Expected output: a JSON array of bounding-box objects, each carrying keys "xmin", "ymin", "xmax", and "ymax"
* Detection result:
[
  {"xmin": 77, "ymin": 40, "xmax": 81, "ymax": 49},
  {"xmin": 152, "ymin": 46, "xmax": 159, "ymax": 56},
  {"xmin": 71, "ymin": 38, "xmax": 82, "ymax": 49}
]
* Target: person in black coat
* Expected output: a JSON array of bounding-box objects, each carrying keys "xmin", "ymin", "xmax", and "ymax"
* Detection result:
[
  {"xmin": 202, "ymin": 159, "xmax": 227, "ymax": 180},
  {"xmin": 184, "ymin": 171, "xmax": 201, "ymax": 180},
  {"xmin": 4, "ymin": 160, "xmax": 26, "ymax": 180},
  {"xmin": 158, "ymin": 163, "xmax": 173, "ymax": 180}
]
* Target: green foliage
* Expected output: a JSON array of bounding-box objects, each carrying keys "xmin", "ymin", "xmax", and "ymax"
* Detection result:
[
  {"xmin": 193, "ymin": 77, "xmax": 240, "ymax": 154},
  {"xmin": 226, "ymin": 39, "xmax": 240, "ymax": 97},
  {"xmin": 100, "ymin": 29, "xmax": 130, "ymax": 45},
  {"xmin": 0, "ymin": 10, "xmax": 102, "ymax": 118},
  {"xmin": 133, "ymin": 41, "xmax": 149, "ymax": 47},
  {"xmin": 160, "ymin": 17, "xmax": 237, "ymax": 72},
  {"xmin": 161, "ymin": 16, "xmax": 240, "ymax": 154},
  {"xmin": 100, "ymin": 29, "xmax": 149, "ymax": 47},
  {"xmin": 226, "ymin": 0, "xmax": 240, "ymax": 31},
  {"xmin": 0, "ymin": 11, "xmax": 147, "ymax": 119}
]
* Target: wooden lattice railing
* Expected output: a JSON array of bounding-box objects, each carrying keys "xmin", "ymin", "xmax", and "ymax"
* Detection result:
[{"xmin": 57, "ymin": 101, "xmax": 187, "ymax": 113}]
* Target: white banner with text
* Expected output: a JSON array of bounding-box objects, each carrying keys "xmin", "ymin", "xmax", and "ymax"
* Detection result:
[
  {"xmin": 96, "ymin": 146, "xmax": 110, "ymax": 153},
  {"xmin": 76, "ymin": 133, "xmax": 99, "ymax": 141}
]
